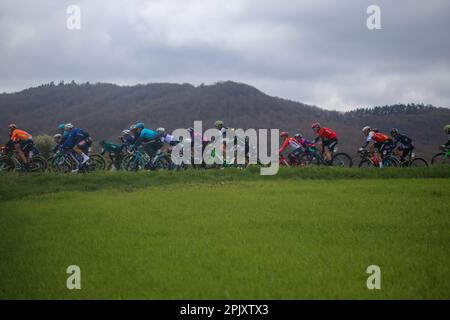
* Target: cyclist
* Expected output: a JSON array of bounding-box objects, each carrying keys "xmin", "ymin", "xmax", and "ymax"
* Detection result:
[
  {"xmin": 311, "ymin": 122, "xmax": 337, "ymax": 165},
  {"xmin": 279, "ymin": 132, "xmax": 302, "ymax": 165},
  {"xmin": 214, "ymin": 120, "xmax": 228, "ymax": 137},
  {"xmin": 293, "ymin": 132, "xmax": 314, "ymax": 149},
  {"xmin": 119, "ymin": 129, "xmax": 135, "ymax": 152},
  {"xmin": 441, "ymin": 125, "xmax": 450, "ymax": 150},
  {"xmin": 131, "ymin": 122, "xmax": 162, "ymax": 156},
  {"xmin": 390, "ymin": 128, "xmax": 414, "ymax": 161},
  {"xmin": 156, "ymin": 127, "xmax": 179, "ymax": 146},
  {"xmin": 362, "ymin": 126, "xmax": 394, "ymax": 166},
  {"xmin": 61, "ymin": 123, "xmax": 92, "ymax": 170},
  {"xmin": 7, "ymin": 124, "xmax": 33, "ymax": 169},
  {"xmin": 52, "ymin": 133, "xmax": 63, "ymax": 154},
  {"xmin": 99, "ymin": 140, "xmax": 123, "ymax": 170}
]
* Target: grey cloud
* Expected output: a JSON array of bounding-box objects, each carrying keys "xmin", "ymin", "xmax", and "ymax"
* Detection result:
[{"xmin": 0, "ymin": 0, "xmax": 449, "ymax": 110}]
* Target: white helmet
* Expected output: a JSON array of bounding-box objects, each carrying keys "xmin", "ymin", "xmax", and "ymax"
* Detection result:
[
  {"xmin": 362, "ymin": 126, "xmax": 371, "ymax": 133},
  {"xmin": 156, "ymin": 127, "xmax": 165, "ymax": 135},
  {"xmin": 53, "ymin": 133, "xmax": 62, "ymax": 139},
  {"xmin": 122, "ymin": 129, "xmax": 130, "ymax": 136},
  {"xmin": 64, "ymin": 123, "xmax": 74, "ymax": 130}
]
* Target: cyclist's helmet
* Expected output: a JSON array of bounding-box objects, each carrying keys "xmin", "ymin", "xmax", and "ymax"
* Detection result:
[
  {"xmin": 53, "ymin": 133, "xmax": 62, "ymax": 139},
  {"xmin": 9, "ymin": 123, "xmax": 17, "ymax": 131},
  {"xmin": 390, "ymin": 128, "xmax": 399, "ymax": 136},
  {"xmin": 58, "ymin": 123, "xmax": 65, "ymax": 130},
  {"xmin": 294, "ymin": 133, "xmax": 303, "ymax": 139},
  {"xmin": 121, "ymin": 129, "xmax": 130, "ymax": 136},
  {"xmin": 444, "ymin": 125, "xmax": 450, "ymax": 134},
  {"xmin": 311, "ymin": 122, "xmax": 321, "ymax": 129},
  {"xmin": 64, "ymin": 123, "xmax": 74, "ymax": 130},
  {"xmin": 362, "ymin": 126, "xmax": 371, "ymax": 134},
  {"xmin": 280, "ymin": 131, "xmax": 289, "ymax": 138},
  {"xmin": 214, "ymin": 120, "xmax": 224, "ymax": 128},
  {"xmin": 135, "ymin": 123, "xmax": 145, "ymax": 130},
  {"xmin": 130, "ymin": 124, "xmax": 137, "ymax": 131},
  {"xmin": 156, "ymin": 127, "xmax": 165, "ymax": 135}
]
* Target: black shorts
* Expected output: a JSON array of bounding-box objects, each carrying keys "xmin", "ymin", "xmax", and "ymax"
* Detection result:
[
  {"xmin": 143, "ymin": 140, "xmax": 163, "ymax": 156},
  {"xmin": 322, "ymin": 138, "xmax": 338, "ymax": 151},
  {"xmin": 376, "ymin": 140, "xmax": 394, "ymax": 154},
  {"xmin": 76, "ymin": 137, "xmax": 92, "ymax": 153},
  {"xmin": 17, "ymin": 140, "xmax": 33, "ymax": 153},
  {"xmin": 398, "ymin": 144, "xmax": 414, "ymax": 157}
]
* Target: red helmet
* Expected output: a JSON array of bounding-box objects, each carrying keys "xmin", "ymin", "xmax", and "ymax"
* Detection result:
[
  {"xmin": 311, "ymin": 122, "xmax": 321, "ymax": 129},
  {"xmin": 280, "ymin": 131, "xmax": 289, "ymax": 138}
]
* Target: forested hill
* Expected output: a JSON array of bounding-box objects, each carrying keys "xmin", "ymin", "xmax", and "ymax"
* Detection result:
[{"xmin": 1, "ymin": 81, "xmax": 449, "ymax": 156}]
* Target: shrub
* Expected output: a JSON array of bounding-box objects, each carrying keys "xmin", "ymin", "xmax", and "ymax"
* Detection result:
[{"xmin": 34, "ymin": 134, "xmax": 54, "ymax": 158}]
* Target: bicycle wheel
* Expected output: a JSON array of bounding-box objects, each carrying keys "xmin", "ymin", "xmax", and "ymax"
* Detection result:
[
  {"xmin": 0, "ymin": 156, "xmax": 15, "ymax": 171},
  {"xmin": 47, "ymin": 156, "xmax": 54, "ymax": 172},
  {"xmin": 29, "ymin": 156, "xmax": 48, "ymax": 172},
  {"xmin": 358, "ymin": 159, "xmax": 374, "ymax": 168},
  {"xmin": 52, "ymin": 154, "xmax": 75, "ymax": 173},
  {"xmin": 410, "ymin": 158, "xmax": 428, "ymax": 167},
  {"xmin": 153, "ymin": 154, "xmax": 173, "ymax": 170},
  {"xmin": 382, "ymin": 156, "xmax": 400, "ymax": 168},
  {"xmin": 119, "ymin": 154, "xmax": 131, "ymax": 170},
  {"xmin": 86, "ymin": 154, "xmax": 106, "ymax": 171},
  {"xmin": 332, "ymin": 153, "xmax": 353, "ymax": 167},
  {"xmin": 126, "ymin": 156, "xmax": 146, "ymax": 171},
  {"xmin": 299, "ymin": 153, "xmax": 321, "ymax": 166},
  {"xmin": 431, "ymin": 153, "xmax": 450, "ymax": 165}
]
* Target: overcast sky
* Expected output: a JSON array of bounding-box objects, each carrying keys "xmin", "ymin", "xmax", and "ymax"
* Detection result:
[{"xmin": 1, "ymin": 0, "xmax": 449, "ymax": 110}]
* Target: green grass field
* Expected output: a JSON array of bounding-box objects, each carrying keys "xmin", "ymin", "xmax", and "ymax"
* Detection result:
[{"xmin": 0, "ymin": 167, "xmax": 449, "ymax": 299}]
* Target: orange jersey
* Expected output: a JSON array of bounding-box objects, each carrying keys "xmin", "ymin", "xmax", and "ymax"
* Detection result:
[
  {"xmin": 372, "ymin": 132, "xmax": 389, "ymax": 143},
  {"xmin": 10, "ymin": 129, "xmax": 32, "ymax": 142}
]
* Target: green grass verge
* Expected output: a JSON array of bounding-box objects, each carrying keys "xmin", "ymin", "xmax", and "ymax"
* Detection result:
[
  {"xmin": 1, "ymin": 166, "xmax": 450, "ymax": 202},
  {"xmin": 0, "ymin": 170, "xmax": 449, "ymax": 299}
]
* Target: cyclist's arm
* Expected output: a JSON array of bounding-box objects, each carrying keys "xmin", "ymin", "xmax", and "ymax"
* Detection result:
[
  {"xmin": 61, "ymin": 132, "xmax": 75, "ymax": 149},
  {"xmin": 134, "ymin": 134, "xmax": 143, "ymax": 147},
  {"xmin": 279, "ymin": 139, "xmax": 289, "ymax": 154},
  {"xmin": 313, "ymin": 135, "xmax": 320, "ymax": 144},
  {"xmin": 390, "ymin": 138, "xmax": 398, "ymax": 149}
]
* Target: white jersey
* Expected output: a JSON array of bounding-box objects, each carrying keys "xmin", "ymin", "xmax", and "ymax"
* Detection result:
[
  {"xmin": 366, "ymin": 131, "xmax": 376, "ymax": 143},
  {"xmin": 161, "ymin": 134, "xmax": 176, "ymax": 144}
]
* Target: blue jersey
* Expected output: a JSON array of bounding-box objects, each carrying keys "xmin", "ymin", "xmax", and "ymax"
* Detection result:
[
  {"xmin": 62, "ymin": 128, "xmax": 90, "ymax": 148},
  {"xmin": 135, "ymin": 128, "xmax": 159, "ymax": 146}
]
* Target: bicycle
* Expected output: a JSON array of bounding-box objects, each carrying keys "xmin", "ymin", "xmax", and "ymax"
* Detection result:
[
  {"xmin": 357, "ymin": 148, "xmax": 400, "ymax": 168},
  {"xmin": 394, "ymin": 150, "xmax": 428, "ymax": 167},
  {"xmin": 299, "ymin": 145, "xmax": 353, "ymax": 167},
  {"xmin": 0, "ymin": 145, "xmax": 47, "ymax": 172},
  {"xmin": 125, "ymin": 147, "xmax": 173, "ymax": 171},
  {"xmin": 50, "ymin": 149, "xmax": 106, "ymax": 173},
  {"xmin": 431, "ymin": 147, "xmax": 450, "ymax": 165}
]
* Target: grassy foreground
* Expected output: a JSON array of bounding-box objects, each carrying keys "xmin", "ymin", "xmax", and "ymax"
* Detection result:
[{"xmin": 0, "ymin": 167, "xmax": 449, "ymax": 299}]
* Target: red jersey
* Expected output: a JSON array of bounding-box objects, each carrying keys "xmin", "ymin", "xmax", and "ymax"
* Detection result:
[{"xmin": 317, "ymin": 127, "xmax": 337, "ymax": 141}]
